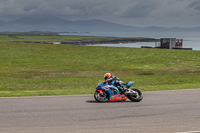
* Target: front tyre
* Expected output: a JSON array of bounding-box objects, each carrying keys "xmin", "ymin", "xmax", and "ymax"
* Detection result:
[
  {"xmin": 127, "ymin": 89, "xmax": 143, "ymax": 102},
  {"xmin": 94, "ymin": 91, "xmax": 109, "ymax": 102}
]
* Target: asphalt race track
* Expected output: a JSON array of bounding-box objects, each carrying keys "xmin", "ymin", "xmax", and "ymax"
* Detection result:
[{"xmin": 0, "ymin": 89, "xmax": 200, "ymax": 133}]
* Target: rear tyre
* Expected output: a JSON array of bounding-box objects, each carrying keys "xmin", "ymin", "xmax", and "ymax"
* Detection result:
[
  {"xmin": 94, "ymin": 91, "xmax": 109, "ymax": 102},
  {"xmin": 127, "ymin": 88, "xmax": 143, "ymax": 102}
]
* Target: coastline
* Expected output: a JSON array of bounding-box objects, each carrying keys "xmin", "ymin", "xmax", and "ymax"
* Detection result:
[
  {"xmin": 57, "ymin": 37, "xmax": 157, "ymax": 45},
  {"xmin": 0, "ymin": 31, "xmax": 157, "ymax": 44},
  {"xmin": 1, "ymin": 31, "xmax": 199, "ymax": 50},
  {"xmin": 13, "ymin": 37, "xmax": 157, "ymax": 45},
  {"xmin": 0, "ymin": 31, "xmax": 59, "ymax": 35}
]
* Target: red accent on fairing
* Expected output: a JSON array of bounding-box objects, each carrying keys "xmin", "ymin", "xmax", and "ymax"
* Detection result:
[
  {"xmin": 97, "ymin": 90, "xmax": 103, "ymax": 95},
  {"xmin": 109, "ymin": 94, "xmax": 126, "ymax": 102}
]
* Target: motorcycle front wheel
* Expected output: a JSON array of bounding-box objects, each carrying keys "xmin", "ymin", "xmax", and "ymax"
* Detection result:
[
  {"xmin": 94, "ymin": 91, "xmax": 109, "ymax": 102},
  {"xmin": 127, "ymin": 88, "xmax": 143, "ymax": 102}
]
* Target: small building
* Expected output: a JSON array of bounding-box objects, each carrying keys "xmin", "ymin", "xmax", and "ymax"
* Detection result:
[
  {"xmin": 142, "ymin": 38, "xmax": 192, "ymax": 50},
  {"xmin": 159, "ymin": 38, "xmax": 183, "ymax": 49}
]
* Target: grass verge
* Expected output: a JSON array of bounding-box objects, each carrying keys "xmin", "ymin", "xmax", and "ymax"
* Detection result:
[{"xmin": 0, "ymin": 40, "xmax": 200, "ymax": 97}]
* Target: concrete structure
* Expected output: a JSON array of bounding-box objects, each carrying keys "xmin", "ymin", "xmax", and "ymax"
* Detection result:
[
  {"xmin": 53, "ymin": 42, "xmax": 61, "ymax": 44},
  {"xmin": 143, "ymin": 38, "xmax": 192, "ymax": 50},
  {"xmin": 159, "ymin": 38, "xmax": 183, "ymax": 49}
]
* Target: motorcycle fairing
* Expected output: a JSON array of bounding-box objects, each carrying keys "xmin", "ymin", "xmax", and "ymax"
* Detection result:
[
  {"xmin": 96, "ymin": 82, "xmax": 126, "ymax": 102},
  {"xmin": 126, "ymin": 81, "xmax": 135, "ymax": 88},
  {"xmin": 110, "ymin": 94, "xmax": 126, "ymax": 102}
]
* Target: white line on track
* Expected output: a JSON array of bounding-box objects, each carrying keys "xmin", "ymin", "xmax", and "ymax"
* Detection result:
[{"xmin": 176, "ymin": 131, "xmax": 200, "ymax": 133}]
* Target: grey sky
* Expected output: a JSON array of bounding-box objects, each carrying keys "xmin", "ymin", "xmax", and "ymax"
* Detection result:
[{"xmin": 0, "ymin": 0, "xmax": 200, "ymax": 27}]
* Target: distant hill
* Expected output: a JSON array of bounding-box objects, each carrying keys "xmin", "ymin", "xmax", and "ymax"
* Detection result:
[
  {"xmin": 8, "ymin": 17, "xmax": 71, "ymax": 25},
  {"xmin": 1, "ymin": 17, "xmax": 200, "ymax": 32},
  {"xmin": 144, "ymin": 26, "xmax": 200, "ymax": 32},
  {"xmin": 2, "ymin": 17, "xmax": 140, "ymax": 32}
]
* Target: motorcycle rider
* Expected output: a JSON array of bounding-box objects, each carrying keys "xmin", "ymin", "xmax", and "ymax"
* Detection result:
[{"xmin": 104, "ymin": 73, "xmax": 126, "ymax": 93}]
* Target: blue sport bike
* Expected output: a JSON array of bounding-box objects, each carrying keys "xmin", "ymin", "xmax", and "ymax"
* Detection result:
[{"xmin": 94, "ymin": 80, "xmax": 143, "ymax": 102}]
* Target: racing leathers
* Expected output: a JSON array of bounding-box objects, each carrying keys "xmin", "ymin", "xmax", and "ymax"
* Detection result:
[{"xmin": 105, "ymin": 74, "xmax": 126, "ymax": 92}]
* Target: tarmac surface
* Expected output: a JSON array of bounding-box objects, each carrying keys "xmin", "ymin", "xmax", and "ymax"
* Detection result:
[{"xmin": 0, "ymin": 89, "xmax": 200, "ymax": 133}]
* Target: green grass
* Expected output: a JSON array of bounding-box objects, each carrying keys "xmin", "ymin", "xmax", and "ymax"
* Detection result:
[{"xmin": 0, "ymin": 38, "xmax": 200, "ymax": 97}]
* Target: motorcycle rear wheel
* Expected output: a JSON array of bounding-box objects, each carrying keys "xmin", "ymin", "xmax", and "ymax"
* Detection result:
[
  {"xmin": 94, "ymin": 91, "xmax": 109, "ymax": 102},
  {"xmin": 127, "ymin": 88, "xmax": 143, "ymax": 102}
]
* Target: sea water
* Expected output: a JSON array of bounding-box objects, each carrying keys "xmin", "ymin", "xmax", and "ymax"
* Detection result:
[{"xmin": 60, "ymin": 31, "xmax": 200, "ymax": 50}]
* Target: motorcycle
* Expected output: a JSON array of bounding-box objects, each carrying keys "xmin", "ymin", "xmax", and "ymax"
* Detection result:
[{"xmin": 94, "ymin": 80, "xmax": 143, "ymax": 102}]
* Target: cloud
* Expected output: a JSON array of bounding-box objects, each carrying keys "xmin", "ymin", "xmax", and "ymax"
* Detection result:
[
  {"xmin": 120, "ymin": 1, "xmax": 157, "ymax": 18},
  {"xmin": 0, "ymin": 0, "xmax": 200, "ymax": 27},
  {"xmin": 0, "ymin": 0, "xmax": 122, "ymax": 19},
  {"xmin": 189, "ymin": 0, "xmax": 200, "ymax": 10},
  {"xmin": 119, "ymin": 0, "xmax": 200, "ymax": 27}
]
